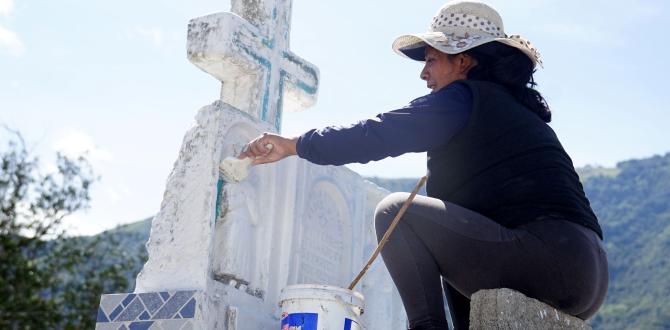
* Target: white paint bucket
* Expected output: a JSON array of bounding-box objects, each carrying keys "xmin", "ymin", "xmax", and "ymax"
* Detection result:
[{"xmin": 279, "ymin": 284, "xmax": 365, "ymax": 330}]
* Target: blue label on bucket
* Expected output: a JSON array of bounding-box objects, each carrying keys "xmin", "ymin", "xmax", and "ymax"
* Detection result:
[
  {"xmin": 281, "ymin": 312, "xmax": 318, "ymax": 330},
  {"xmin": 344, "ymin": 318, "xmax": 360, "ymax": 330}
]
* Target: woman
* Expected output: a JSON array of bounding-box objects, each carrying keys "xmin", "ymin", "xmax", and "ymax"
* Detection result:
[{"xmin": 240, "ymin": 1, "xmax": 608, "ymax": 329}]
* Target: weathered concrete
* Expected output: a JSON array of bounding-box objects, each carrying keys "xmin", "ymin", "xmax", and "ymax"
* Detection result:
[
  {"xmin": 469, "ymin": 288, "xmax": 592, "ymax": 330},
  {"xmin": 96, "ymin": 0, "xmax": 409, "ymax": 327}
]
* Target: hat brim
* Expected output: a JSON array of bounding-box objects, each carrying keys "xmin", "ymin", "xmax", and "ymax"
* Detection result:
[{"xmin": 392, "ymin": 31, "xmax": 541, "ymax": 68}]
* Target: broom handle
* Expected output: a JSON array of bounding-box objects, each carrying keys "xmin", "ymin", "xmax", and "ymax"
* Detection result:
[{"xmin": 348, "ymin": 175, "xmax": 428, "ymax": 290}]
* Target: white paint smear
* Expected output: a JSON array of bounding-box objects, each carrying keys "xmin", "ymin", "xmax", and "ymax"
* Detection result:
[{"xmin": 52, "ymin": 129, "xmax": 113, "ymax": 162}]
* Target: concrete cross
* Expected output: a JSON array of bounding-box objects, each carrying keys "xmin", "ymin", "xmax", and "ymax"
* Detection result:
[{"xmin": 187, "ymin": 0, "xmax": 319, "ymax": 132}]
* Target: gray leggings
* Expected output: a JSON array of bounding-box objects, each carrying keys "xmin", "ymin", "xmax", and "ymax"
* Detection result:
[{"xmin": 374, "ymin": 192, "xmax": 608, "ymax": 330}]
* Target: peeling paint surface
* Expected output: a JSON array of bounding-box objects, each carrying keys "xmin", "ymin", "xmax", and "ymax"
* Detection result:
[
  {"xmin": 187, "ymin": 0, "xmax": 319, "ymax": 133},
  {"xmin": 97, "ymin": 1, "xmax": 409, "ymax": 329},
  {"xmin": 125, "ymin": 102, "xmax": 407, "ymax": 329}
]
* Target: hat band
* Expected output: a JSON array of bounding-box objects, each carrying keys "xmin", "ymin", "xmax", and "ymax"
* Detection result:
[{"xmin": 430, "ymin": 13, "xmax": 504, "ymax": 37}]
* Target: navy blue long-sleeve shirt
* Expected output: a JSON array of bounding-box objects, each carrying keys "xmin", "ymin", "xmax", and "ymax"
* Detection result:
[{"xmin": 296, "ymin": 82, "xmax": 473, "ymax": 166}]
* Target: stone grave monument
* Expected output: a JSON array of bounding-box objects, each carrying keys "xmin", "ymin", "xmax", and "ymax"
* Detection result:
[{"xmin": 95, "ymin": 0, "xmax": 407, "ymax": 329}]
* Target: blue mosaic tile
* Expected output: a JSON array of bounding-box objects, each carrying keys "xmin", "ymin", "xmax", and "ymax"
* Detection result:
[
  {"xmin": 179, "ymin": 298, "xmax": 196, "ymax": 319},
  {"xmin": 97, "ymin": 291, "xmax": 201, "ymax": 330},
  {"xmin": 153, "ymin": 291, "xmax": 195, "ymax": 320},
  {"xmin": 160, "ymin": 292, "xmax": 170, "ymax": 301},
  {"xmin": 139, "ymin": 293, "xmax": 163, "ymax": 315},
  {"xmin": 129, "ymin": 321, "xmax": 153, "ymax": 330},
  {"xmin": 97, "ymin": 307, "xmax": 109, "ymax": 323},
  {"xmin": 109, "ymin": 304, "xmax": 125, "ymax": 322},
  {"xmin": 116, "ymin": 298, "xmax": 146, "ymax": 322},
  {"xmin": 139, "ymin": 311, "xmax": 151, "ymax": 320},
  {"xmin": 121, "ymin": 294, "xmax": 137, "ymax": 307},
  {"xmin": 100, "ymin": 294, "xmax": 126, "ymax": 316}
]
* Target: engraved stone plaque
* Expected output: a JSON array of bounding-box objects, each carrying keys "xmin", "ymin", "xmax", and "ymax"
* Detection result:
[{"xmin": 296, "ymin": 180, "xmax": 352, "ymax": 287}]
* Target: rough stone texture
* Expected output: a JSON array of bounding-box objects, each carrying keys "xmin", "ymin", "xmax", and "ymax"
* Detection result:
[
  {"xmin": 469, "ymin": 288, "xmax": 592, "ymax": 330},
  {"xmin": 98, "ymin": 0, "xmax": 409, "ymax": 328},
  {"xmin": 125, "ymin": 102, "xmax": 407, "ymax": 329},
  {"xmin": 187, "ymin": 0, "xmax": 319, "ymax": 132}
]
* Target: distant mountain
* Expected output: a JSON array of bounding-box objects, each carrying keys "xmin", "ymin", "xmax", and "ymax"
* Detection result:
[
  {"xmin": 107, "ymin": 154, "xmax": 670, "ymax": 329},
  {"xmin": 365, "ymin": 177, "xmax": 428, "ymax": 196},
  {"xmin": 106, "ymin": 218, "xmax": 152, "ymax": 237},
  {"xmin": 83, "ymin": 217, "xmax": 151, "ymax": 292},
  {"xmin": 576, "ymin": 165, "xmax": 622, "ymax": 182},
  {"xmin": 581, "ymin": 154, "xmax": 670, "ymax": 329}
]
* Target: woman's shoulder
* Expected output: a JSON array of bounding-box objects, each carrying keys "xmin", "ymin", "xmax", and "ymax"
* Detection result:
[
  {"xmin": 409, "ymin": 81, "xmax": 472, "ymax": 106},
  {"xmin": 408, "ymin": 81, "xmax": 473, "ymax": 109}
]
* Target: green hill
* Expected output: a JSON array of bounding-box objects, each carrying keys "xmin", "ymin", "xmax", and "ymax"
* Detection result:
[
  {"xmin": 100, "ymin": 217, "xmax": 151, "ymax": 289},
  {"xmin": 107, "ymin": 218, "xmax": 152, "ymax": 236},
  {"xmin": 365, "ymin": 177, "xmax": 428, "ymax": 196},
  {"xmin": 105, "ymin": 154, "xmax": 670, "ymax": 329},
  {"xmin": 582, "ymin": 154, "xmax": 670, "ymax": 329},
  {"xmin": 68, "ymin": 217, "xmax": 151, "ymax": 293}
]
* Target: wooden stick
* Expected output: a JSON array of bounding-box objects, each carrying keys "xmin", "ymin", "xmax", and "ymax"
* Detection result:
[{"xmin": 348, "ymin": 175, "xmax": 428, "ymax": 290}]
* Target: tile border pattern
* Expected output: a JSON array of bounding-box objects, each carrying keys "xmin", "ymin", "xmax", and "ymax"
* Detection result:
[{"xmin": 95, "ymin": 290, "xmax": 200, "ymax": 330}]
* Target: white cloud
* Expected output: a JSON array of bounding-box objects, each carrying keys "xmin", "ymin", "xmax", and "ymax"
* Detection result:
[
  {"xmin": 0, "ymin": 0, "xmax": 13, "ymax": 17},
  {"xmin": 61, "ymin": 213, "xmax": 102, "ymax": 236},
  {"xmin": 52, "ymin": 129, "xmax": 114, "ymax": 163},
  {"xmin": 0, "ymin": 25, "xmax": 24, "ymax": 57},
  {"xmin": 128, "ymin": 26, "xmax": 164, "ymax": 46}
]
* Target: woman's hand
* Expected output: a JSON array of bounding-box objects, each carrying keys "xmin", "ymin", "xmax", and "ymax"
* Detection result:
[{"xmin": 238, "ymin": 132, "xmax": 298, "ymax": 165}]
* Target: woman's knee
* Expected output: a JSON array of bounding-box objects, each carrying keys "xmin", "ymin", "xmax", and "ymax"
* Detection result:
[{"xmin": 374, "ymin": 192, "xmax": 411, "ymax": 237}]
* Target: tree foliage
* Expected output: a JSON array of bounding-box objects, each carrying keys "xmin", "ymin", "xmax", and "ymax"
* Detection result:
[
  {"xmin": 584, "ymin": 154, "xmax": 670, "ymax": 329},
  {"xmin": 0, "ymin": 128, "xmax": 139, "ymax": 329}
]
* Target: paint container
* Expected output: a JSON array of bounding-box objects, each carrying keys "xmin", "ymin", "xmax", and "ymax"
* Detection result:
[{"xmin": 279, "ymin": 284, "xmax": 365, "ymax": 330}]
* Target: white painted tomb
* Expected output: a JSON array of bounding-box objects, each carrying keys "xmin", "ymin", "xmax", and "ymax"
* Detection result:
[{"xmin": 95, "ymin": 1, "xmax": 407, "ymax": 329}]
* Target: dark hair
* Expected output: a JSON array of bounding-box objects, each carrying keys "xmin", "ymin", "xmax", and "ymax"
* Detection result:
[{"xmin": 462, "ymin": 42, "xmax": 551, "ymax": 123}]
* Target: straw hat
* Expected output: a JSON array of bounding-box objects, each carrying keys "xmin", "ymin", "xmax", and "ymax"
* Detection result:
[{"xmin": 392, "ymin": 1, "xmax": 542, "ymax": 67}]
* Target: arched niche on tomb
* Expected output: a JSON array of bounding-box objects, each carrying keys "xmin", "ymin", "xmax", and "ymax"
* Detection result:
[
  {"xmin": 290, "ymin": 179, "xmax": 353, "ymax": 287},
  {"xmin": 210, "ymin": 121, "xmax": 269, "ymax": 298}
]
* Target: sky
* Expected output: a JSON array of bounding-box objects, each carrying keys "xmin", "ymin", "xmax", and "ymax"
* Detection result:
[{"xmin": 1, "ymin": 0, "xmax": 668, "ymax": 235}]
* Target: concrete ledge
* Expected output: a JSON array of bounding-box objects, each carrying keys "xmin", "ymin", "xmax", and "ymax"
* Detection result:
[{"xmin": 469, "ymin": 288, "xmax": 592, "ymax": 330}]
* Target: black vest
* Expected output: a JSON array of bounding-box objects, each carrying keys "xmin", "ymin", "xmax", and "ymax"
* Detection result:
[{"xmin": 427, "ymin": 80, "xmax": 602, "ymax": 238}]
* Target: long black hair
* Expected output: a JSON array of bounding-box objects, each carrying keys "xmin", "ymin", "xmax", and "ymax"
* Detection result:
[{"xmin": 463, "ymin": 42, "xmax": 551, "ymax": 123}]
